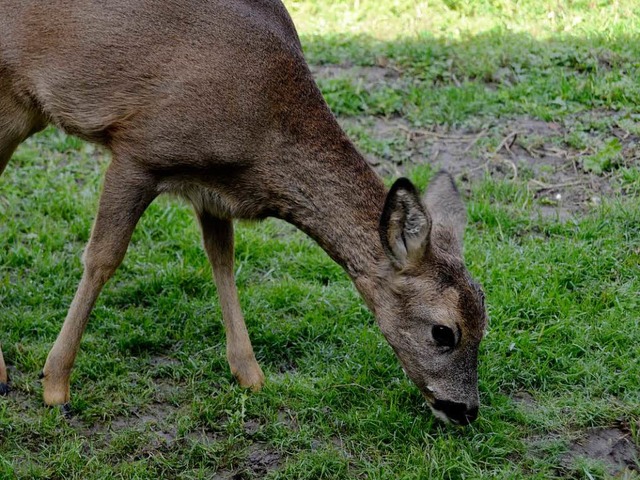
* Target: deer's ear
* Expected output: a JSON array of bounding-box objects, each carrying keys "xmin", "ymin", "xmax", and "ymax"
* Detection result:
[
  {"xmin": 423, "ymin": 170, "xmax": 467, "ymax": 257},
  {"xmin": 379, "ymin": 178, "xmax": 431, "ymax": 269}
]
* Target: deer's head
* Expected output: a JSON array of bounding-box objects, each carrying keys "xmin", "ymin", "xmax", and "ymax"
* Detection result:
[{"xmin": 376, "ymin": 171, "xmax": 487, "ymax": 425}]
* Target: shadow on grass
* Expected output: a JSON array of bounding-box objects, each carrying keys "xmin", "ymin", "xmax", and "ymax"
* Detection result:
[{"xmin": 297, "ymin": 30, "xmax": 640, "ymax": 124}]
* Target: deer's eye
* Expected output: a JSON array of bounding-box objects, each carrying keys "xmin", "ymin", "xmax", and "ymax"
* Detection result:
[{"xmin": 432, "ymin": 325, "xmax": 456, "ymax": 349}]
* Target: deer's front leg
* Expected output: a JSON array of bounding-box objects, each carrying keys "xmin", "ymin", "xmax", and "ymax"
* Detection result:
[
  {"xmin": 0, "ymin": 106, "xmax": 46, "ymax": 396},
  {"xmin": 0, "ymin": 346, "xmax": 8, "ymax": 395},
  {"xmin": 41, "ymin": 161, "xmax": 157, "ymax": 406},
  {"xmin": 198, "ymin": 212, "xmax": 264, "ymax": 391}
]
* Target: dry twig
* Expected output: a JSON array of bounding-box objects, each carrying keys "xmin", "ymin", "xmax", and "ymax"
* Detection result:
[
  {"xmin": 462, "ymin": 129, "xmax": 488, "ymax": 154},
  {"xmin": 529, "ymin": 179, "xmax": 585, "ymax": 190}
]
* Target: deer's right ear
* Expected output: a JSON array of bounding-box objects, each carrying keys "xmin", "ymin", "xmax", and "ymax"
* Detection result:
[{"xmin": 379, "ymin": 178, "xmax": 431, "ymax": 269}]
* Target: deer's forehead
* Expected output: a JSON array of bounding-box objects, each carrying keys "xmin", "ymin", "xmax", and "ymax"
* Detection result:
[
  {"xmin": 401, "ymin": 282, "xmax": 459, "ymax": 317},
  {"xmin": 422, "ymin": 287, "xmax": 463, "ymax": 329},
  {"xmin": 403, "ymin": 278, "xmax": 486, "ymax": 335}
]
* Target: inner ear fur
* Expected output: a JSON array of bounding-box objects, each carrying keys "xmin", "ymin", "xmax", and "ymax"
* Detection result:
[
  {"xmin": 423, "ymin": 170, "xmax": 467, "ymax": 256},
  {"xmin": 379, "ymin": 178, "xmax": 431, "ymax": 269}
]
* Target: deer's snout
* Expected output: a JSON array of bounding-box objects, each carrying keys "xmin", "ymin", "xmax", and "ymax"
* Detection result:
[{"xmin": 432, "ymin": 399, "xmax": 479, "ymax": 425}]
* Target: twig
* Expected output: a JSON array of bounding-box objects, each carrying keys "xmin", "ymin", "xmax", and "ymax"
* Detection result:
[
  {"xmin": 466, "ymin": 154, "xmax": 517, "ymax": 181},
  {"xmin": 503, "ymin": 141, "xmax": 516, "ymax": 159},
  {"xmin": 466, "ymin": 159, "xmax": 490, "ymax": 175},
  {"xmin": 521, "ymin": 143, "xmax": 539, "ymax": 159},
  {"xmin": 571, "ymin": 155, "xmax": 579, "ymax": 175},
  {"xmin": 529, "ymin": 179, "xmax": 585, "ymax": 190},
  {"xmin": 493, "ymin": 131, "xmax": 519, "ymax": 155},
  {"xmin": 545, "ymin": 146, "xmax": 571, "ymax": 158},
  {"xmin": 499, "ymin": 156, "xmax": 518, "ymax": 181},
  {"xmin": 462, "ymin": 129, "xmax": 487, "ymax": 154},
  {"xmin": 530, "ymin": 148, "xmax": 546, "ymax": 157},
  {"xmin": 397, "ymin": 124, "xmax": 477, "ymax": 141}
]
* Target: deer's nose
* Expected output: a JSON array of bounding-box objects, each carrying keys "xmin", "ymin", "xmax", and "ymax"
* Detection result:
[{"xmin": 432, "ymin": 399, "xmax": 479, "ymax": 425}]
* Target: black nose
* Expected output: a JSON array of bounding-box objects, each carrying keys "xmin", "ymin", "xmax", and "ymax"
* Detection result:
[{"xmin": 432, "ymin": 400, "xmax": 479, "ymax": 425}]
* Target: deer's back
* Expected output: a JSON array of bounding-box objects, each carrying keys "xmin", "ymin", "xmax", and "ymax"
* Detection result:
[{"xmin": 0, "ymin": 0, "xmax": 329, "ymax": 167}]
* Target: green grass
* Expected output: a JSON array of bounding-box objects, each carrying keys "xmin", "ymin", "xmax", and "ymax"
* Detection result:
[
  {"xmin": 1, "ymin": 1, "xmax": 640, "ymax": 478},
  {"xmin": 293, "ymin": 0, "xmax": 640, "ymax": 124}
]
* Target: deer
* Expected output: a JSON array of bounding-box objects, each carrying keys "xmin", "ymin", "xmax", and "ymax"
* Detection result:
[{"xmin": 0, "ymin": 0, "xmax": 487, "ymax": 425}]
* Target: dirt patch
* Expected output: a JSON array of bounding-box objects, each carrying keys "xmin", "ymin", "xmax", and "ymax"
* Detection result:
[
  {"xmin": 512, "ymin": 391, "xmax": 537, "ymax": 411},
  {"xmin": 76, "ymin": 405, "xmax": 282, "ymax": 478},
  {"xmin": 563, "ymin": 426, "xmax": 640, "ymax": 475},
  {"xmin": 243, "ymin": 419, "xmax": 261, "ymax": 436},
  {"xmin": 277, "ymin": 408, "xmax": 299, "ymax": 431},
  {"xmin": 186, "ymin": 428, "xmax": 220, "ymax": 445},
  {"xmin": 67, "ymin": 401, "xmax": 181, "ymax": 450},
  {"xmin": 148, "ymin": 355, "xmax": 181, "ymax": 368},
  {"xmin": 148, "ymin": 377, "xmax": 183, "ymax": 404},
  {"xmin": 107, "ymin": 402, "xmax": 177, "ymax": 431},
  {"xmin": 0, "ymin": 367, "xmax": 46, "ymax": 414},
  {"xmin": 203, "ymin": 442, "xmax": 282, "ymax": 479},
  {"xmin": 1, "ymin": 388, "xmax": 39, "ymax": 416},
  {"xmin": 339, "ymin": 112, "xmax": 639, "ymax": 218},
  {"xmin": 245, "ymin": 443, "xmax": 282, "ymax": 476},
  {"xmin": 135, "ymin": 403, "xmax": 176, "ymax": 425}
]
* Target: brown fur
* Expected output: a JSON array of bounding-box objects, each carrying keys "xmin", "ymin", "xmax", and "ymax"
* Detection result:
[{"xmin": 0, "ymin": 0, "xmax": 487, "ymax": 423}]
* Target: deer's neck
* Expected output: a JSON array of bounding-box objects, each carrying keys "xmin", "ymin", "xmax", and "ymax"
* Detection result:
[{"xmin": 273, "ymin": 135, "xmax": 388, "ymax": 309}]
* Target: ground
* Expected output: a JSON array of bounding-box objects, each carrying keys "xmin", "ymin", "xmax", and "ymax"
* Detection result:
[{"xmin": 1, "ymin": 1, "xmax": 639, "ymax": 479}]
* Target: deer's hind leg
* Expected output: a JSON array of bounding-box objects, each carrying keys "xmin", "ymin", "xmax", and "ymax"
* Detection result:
[
  {"xmin": 41, "ymin": 158, "xmax": 158, "ymax": 406},
  {"xmin": 0, "ymin": 90, "xmax": 47, "ymax": 394},
  {"xmin": 0, "ymin": 120, "xmax": 11, "ymax": 392},
  {"xmin": 197, "ymin": 211, "xmax": 264, "ymax": 391}
]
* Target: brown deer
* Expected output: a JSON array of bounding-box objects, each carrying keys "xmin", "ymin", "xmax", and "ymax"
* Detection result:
[{"xmin": 0, "ymin": 0, "xmax": 487, "ymax": 424}]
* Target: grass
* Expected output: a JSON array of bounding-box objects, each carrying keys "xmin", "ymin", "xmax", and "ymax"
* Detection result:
[
  {"xmin": 293, "ymin": 0, "xmax": 640, "ymax": 125},
  {"xmin": 1, "ymin": 1, "xmax": 640, "ymax": 478}
]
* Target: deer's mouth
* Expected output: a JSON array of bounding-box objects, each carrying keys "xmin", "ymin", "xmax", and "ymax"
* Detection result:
[
  {"xmin": 421, "ymin": 387, "xmax": 479, "ymax": 425},
  {"xmin": 421, "ymin": 389, "xmax": 453, "ymax": 423}
]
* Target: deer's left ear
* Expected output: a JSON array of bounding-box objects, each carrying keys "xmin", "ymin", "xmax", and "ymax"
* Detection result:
[
  {"xmin": 423, "ymin": 171, "xmax": 467, "ymax": 257},
  {"xmin": 379, "ymin": 178, "xmax": 431, "ymax": 269}
]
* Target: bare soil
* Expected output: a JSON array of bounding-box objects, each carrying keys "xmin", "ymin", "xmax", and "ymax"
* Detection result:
[
  {"xmin": 309, "ymin": 54, "xmax": 640, "ymax": 218},
  {"xmin": 338, "ymin": 112, "xmax": 639, "ymax": 219},
  {"xmin": 563, "ymin": 425, "xmax": 640, "ymax": 475},
  {"xmin": 519, "ymin": 393, "xmax": 639, "ymax": 475},
  {"xmin": 245, "ymin": 443, "xmax": 282, "ymax": 475},
  {"xmin": 512, "ymin": 391, "xmax": 537, "ymax": 412},
  {"xmin": 310, "ymin": 64, "xmax": 638, "ymax": 218}
]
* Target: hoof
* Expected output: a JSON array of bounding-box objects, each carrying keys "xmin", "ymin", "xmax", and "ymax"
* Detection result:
[
  {"xmin": 45, "ymin": 401, "xmax": 73, "ymax": 418},
  {"xmin": 60, "ymin": 403, "xmax": 73, "ymax": 418},
  {"xmin": 0, "ymin": 382, "xmax": 9, "ymax": 396},
  {"xmin": 41, "ymin": 370, "xmax": 72, "ymax": 407},
  {"xmin": 44, "ymin": 399, "xmax": 73, "ymax": 418},
  {"xmin": 235, "ymin": 368, "xmax": 265, "ymax": 392}
]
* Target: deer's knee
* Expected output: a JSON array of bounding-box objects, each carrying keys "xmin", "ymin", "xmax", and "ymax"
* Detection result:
[{"xmin": 82, "ymin": 247, "xmax": 123, "ymax": 284}]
